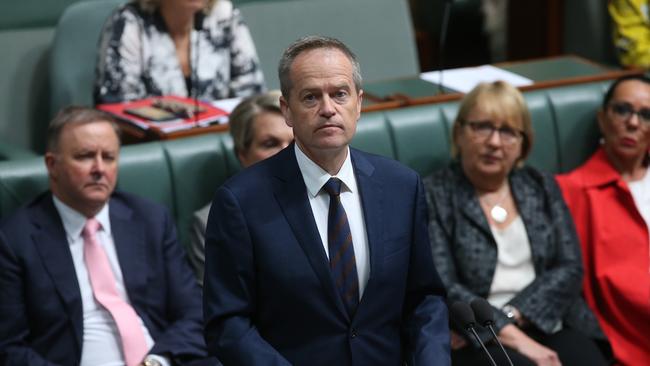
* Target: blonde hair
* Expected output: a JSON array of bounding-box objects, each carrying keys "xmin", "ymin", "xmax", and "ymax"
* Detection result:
[
  {"xmin": 137, "ymin": 0, "xmax": 217, "ymax": 14},
  {"xmin": 229, "ymin": 91, "xmax": 282, "ymax": 156},
  {"xmin": 451, "ymin": 80, "xmax": 534, "ymax": 162}
]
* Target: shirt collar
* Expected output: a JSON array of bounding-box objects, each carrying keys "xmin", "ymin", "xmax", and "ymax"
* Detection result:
[
  {"xmin": 52, "ymin": 195, "xmax": 111, "ymax": 241},
  {"xmin": 294, "ymin": 144, "xmax": 356, "ymax": 198},
  {"xmin": 578, "ymin": 146, "xmax": 624, "ymax": 188}
]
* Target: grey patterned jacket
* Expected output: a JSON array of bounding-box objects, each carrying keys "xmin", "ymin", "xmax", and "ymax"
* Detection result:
[
  {"xmin": 94, "ymin": 0, "xmax": 265, "ymax": 104},
  {"xmin": 423, "ymin": 162, "xmax": 604, "ymax": 341}
]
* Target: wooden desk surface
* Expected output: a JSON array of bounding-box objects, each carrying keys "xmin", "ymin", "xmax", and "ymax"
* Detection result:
[
  {"xmin": 361, "ymin": 55, "xmax": 643, "ymax": 112},
  {"xmin": 117, "ymin": 119, "xmax": 229, "ymax": 145}
]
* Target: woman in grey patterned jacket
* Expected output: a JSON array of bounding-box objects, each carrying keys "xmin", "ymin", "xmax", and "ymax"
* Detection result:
[
  {"xmin": 424, "ymin": 81, "xmax": 608, "ymax": 366},
  {"xmin": 94, "ymin": 0, "xmax": 265, "ymax": 104}
]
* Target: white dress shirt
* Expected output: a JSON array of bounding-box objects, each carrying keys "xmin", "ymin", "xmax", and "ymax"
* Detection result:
[
  {"xmin": 628, "ymin": 169, "xmax": 650, "ymax": 271},
  {"xmin": 486, "ymin": 216, "xmax": 536, "ymax": 309},
  {"xmin": 294, "ymin": 144, "xmax": 370, "ymax": 299},
  {"xmin": 52, "ymin": 196, "xmax": 167, "ymax": 366},
  {"xmin": 628, "ymin": 169, "xmax": 650, "ymax": 232}
]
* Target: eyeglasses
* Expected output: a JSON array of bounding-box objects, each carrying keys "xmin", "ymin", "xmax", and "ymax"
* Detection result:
[
  {"xmin": 608, "ymin": 102, "xmax": 650, "ymax": 125},
  {"xmin": 462, "ymin": 120, "xmax": 523, "ymax": 145}
]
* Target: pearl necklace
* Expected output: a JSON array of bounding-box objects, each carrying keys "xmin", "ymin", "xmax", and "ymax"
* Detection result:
[
  {"xmin": 490, "ymin": 204, "xmax": 508, "ymax": 223},
  {"xmin": 480, "ymin": 185, "xmax": 509, "ymax": 224}
]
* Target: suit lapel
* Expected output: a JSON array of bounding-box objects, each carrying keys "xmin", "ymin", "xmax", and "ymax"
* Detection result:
[
  {"xmin": 510, "ymin": 172, "xmax": 547, "ymax": 269},
  {"xmin": 272, "ymin": 147, "xmax": 348, "ymax": 318},
  {"xmin": 32, "ymin": 195, "xmax": 83, "ymax": 350},
  {"xmin": 455, "ymin": 165, "xmax": 492, "ymax": 238},
  {"xmin": 109, "ymin": 197, "xmax": 148, "ymax": 300},
  {"xmin": 350, "ymin": 150, "xmax": 383, "ymax": 288}
]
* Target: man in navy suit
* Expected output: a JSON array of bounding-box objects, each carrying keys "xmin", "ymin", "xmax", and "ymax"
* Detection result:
[
  {"xmin": 203, "ymin": 36, "xmax": 450, "ymax": 365},
  {"xmin": 0, "ymin": 107, "xmax": 211, "ymax": 365}
]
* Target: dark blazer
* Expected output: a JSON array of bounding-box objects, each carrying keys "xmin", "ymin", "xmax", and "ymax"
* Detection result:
[
  {"xmin": 423, "ymin": 162, "xmax": 603, "ymax": 340},
  {"xmin": 0, "ymin": 191, "xmax": 211, "ymax": 365},
  {"xmin": 203, "ymin": 146, "xmax": 450, "ymax": 366}
]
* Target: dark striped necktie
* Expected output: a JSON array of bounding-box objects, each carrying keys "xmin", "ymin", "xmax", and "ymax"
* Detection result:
[{"xmin": 323, "ymin": 178, "xmax": 359, "ymax": 316}]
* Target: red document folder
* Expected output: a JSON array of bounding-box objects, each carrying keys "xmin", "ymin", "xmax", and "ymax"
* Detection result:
[{"xmin": 97, "ymin": 96, "xmax": 229, "ymax": 133}]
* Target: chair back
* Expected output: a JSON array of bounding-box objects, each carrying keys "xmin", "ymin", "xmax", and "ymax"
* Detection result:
[
  {"xmin": 239, "ymin": 0, "xmax": 420, "ymax": 89},
  {"xmin": 49, "ymin": 0, "xmax": 125, "ymax": 116}
]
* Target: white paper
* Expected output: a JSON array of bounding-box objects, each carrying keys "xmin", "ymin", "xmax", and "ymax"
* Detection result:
[
  {"xmin": 420, "ymin": 65, "xmax": 533, "ymax": 93},
  {"xmin": 213, "ymin": 97, "xmax": 242, "ymax": 113}
]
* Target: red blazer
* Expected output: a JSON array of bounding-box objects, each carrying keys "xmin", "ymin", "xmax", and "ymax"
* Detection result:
[{"xmin": 556, "ymin": 147, "xmax": 650, "ymax": 366}]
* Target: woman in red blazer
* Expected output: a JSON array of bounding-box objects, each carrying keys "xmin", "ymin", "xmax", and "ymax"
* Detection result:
[{"xmin": 557, "ymin": 75, "xmax": 650, "ymax": 366}]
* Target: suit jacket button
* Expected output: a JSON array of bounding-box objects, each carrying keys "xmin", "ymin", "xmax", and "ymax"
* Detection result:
[{"xmin": 350, "ymin": 328, "xmax": 357, "ymax": 338}]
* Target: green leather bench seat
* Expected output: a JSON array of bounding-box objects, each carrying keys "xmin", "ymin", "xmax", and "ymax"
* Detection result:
[{"xmin": 0, "ymin": 80, "xmax": 610, "ymax": 251}]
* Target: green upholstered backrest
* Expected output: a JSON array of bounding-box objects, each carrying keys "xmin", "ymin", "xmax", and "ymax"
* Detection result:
[
  {"xmin": 0, "ymin": 140, "xmax": 39, "ymax": 161},
  {"xmin": 0, "ymin": 157, "xmax": 49, "ymax": 218},
  {"xmin": 0, "ymin": 1, "xmax": 127, "ymax": 154},
  {"xmin": 163, "ymin": 133, "xmax": 237, "ymax": 249},
  {"xmin": 116, "ymin": 141, "xmax": 175, "ymax": 216},
  {"xmin": 0, "ymin": 80, "xmax": 613, "ymax": 251},
  {"xmin": 0, "ymin": 0, "xmax": 102, "ymax": 30},
  {"xmin": 49, "ymin": 0, "xmax": 125, "ymax": 117},
  {"xmin": 239, "ymin": 0, "xmax": 419, "ymax": 89},
  {"xmin": 525, "ymin": 90, "xmax": 560, "ymax": 173},
  {"xmin": 351, "ymin": 113, "xmax": 396, "ymax": 159},
  {"xmin": 385, "ymin": 104, "xmax": 452, "ymax": 176},
  {"xmin": 0, "ymin": 28, "xmax": 53, "ymax": 152},
  {"xmin": 546, "ymin": 82, "xmax": 605, "ymax": 173}
]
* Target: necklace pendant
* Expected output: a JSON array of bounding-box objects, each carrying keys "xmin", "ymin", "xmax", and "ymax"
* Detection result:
[{"xmin": 491, "ymin": 205, "xmax": 508, "ymax": 223}]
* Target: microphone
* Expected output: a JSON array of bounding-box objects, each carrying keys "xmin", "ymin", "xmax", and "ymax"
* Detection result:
[
  {"xmin": 471, "ymin": 298, "xmax": 514, "ymax": 366},
  {"xmin": 437, "ymin": 0, "xmax": 453, "ymax": 95},
  {"xmin": 450, "ymin": 301, "xmax": 498, "ymax": 366},
  {"xmin": 191, "ymin": 11, "xmax": 205, "ymax": 126}
]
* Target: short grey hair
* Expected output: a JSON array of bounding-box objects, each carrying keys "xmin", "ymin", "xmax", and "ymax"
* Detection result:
[
  {"xmin": 278, "ymin": 35, "xmax": 362, "ymax": 98},
  {"xmin": 46, "ymin": 106, "xmax": 121, "ymax": 153},
  {"xmin": 229, "ymin": 90, "xmax": 282, "ymax": 155}
]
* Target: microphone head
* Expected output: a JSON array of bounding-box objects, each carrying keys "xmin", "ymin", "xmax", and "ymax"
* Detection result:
[
  {"xmin": 470, "ymin": 298, "xmax": 495, "ymax": 327},
  {"xmin": 450, "ymin": 301, "xmax": 477, "ymax": 331}
]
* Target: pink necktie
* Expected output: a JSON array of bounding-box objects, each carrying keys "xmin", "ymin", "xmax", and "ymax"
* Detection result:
[{"xmin": 83, "ymin": 218, "xmax": 149, "ymax": 366}]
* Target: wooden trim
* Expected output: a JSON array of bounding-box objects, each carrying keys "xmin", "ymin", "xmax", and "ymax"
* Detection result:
[
  {"xmin": 360, "ymin": 56, "xmax": 643, "ymax": 113},
  {"xmin": 118, "ymin": 56, "xmax": 644, "ymax": 142}
]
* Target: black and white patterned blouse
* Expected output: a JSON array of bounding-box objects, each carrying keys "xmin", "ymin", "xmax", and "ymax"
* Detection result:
[{"xmin": 94, "ymin": 0, "xmax": 265, "ymax": 104}]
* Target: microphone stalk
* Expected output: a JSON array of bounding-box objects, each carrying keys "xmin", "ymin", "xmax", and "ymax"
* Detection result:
[
  {"xmin": 437, "ymin": 0, "xmax": 453, "ymax": 95},
  {"xmin": 470, "ymin": 298, "xmax": 515, "ymax": 366},
  {"xmin": 484, "ymin": 323, "xmax": 514, "ymax": 366},
  {"xmin": 467, "ymin": 326, "xmax": 498, "ymax": 366},
  {"xmin": 450, "ymin": 301, "xmax": 499, "ymax": 366}
]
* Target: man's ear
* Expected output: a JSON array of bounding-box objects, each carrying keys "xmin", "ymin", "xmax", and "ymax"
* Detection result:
[
  {"xmin": 355, "ymin": 89, "xmax": 363, "ymax": 120},
  {"xmin": 280, "ymin": 95, "xmax": 293, "ymax": 127},
  {"xmin": 44, "ymin": 152, "xmax": 57, "ymax": 180}
]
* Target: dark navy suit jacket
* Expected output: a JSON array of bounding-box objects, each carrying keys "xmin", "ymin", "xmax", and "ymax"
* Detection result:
[
  {"xmin": 0, "ymin": 191, "xmax": 210, "ymax": 365},
  {"xmin": 203, "ymin": 146, "xmax": 450, "ymax": 365}
]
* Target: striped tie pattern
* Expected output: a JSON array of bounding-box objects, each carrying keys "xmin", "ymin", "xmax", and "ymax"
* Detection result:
[{"xmin": 323, "ymin": 178, "xmax": 359, "ymax": 316}]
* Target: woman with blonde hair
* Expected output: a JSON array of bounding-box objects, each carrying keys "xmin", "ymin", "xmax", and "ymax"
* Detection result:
[
  {"xmin": 425, "ymin": 81, "xmax": 608, "ymax": 366},
  {"xmin": 94, "ymin": 0, "xmax": 264, "ymax": 104}
]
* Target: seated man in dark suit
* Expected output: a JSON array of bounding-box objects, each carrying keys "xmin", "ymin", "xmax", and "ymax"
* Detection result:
[
  {"xmin": 203, "ymin": 36, "xmax": 450, "ymax": 365},
  {"xmin": 0, "ymin": 107, "xmax": 212, "ymax": 366}
]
